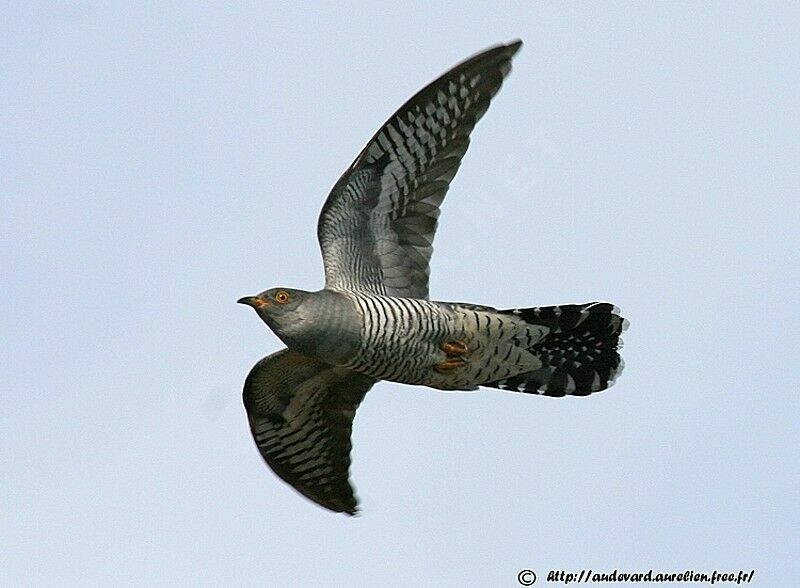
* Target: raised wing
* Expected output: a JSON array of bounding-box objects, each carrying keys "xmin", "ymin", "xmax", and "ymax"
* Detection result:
[
  {"xmin": 318, "ymin": 40, "xmax": 522, "ymax": 299},
  {"xmin": 242, "ymin": 348, "xmax": 376, "ymax": 515}
]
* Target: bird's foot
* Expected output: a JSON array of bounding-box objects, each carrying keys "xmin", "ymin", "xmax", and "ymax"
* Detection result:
[
  {"xmin": 434, "ymin": 358, "xmax": 468, "ymax": 372},
  {"xmin": 435, "ymin": 339, "xmax": 469, "ymax": 372},
  {"xmin": 441, "ymin": 339, "xmax": 468, "ymax": 357}
]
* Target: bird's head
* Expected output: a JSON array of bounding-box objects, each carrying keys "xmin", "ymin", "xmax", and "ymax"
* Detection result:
[
  {"xmin": 237, "ymin": 287, "xmax": 310, "ymax": 329},
  {"xmin": 238, "ymin": 287, "xmax": 319, "ymax": 352},
  {"xmin": 238, "ymin": 287, "xmax": 361, "ymax": 364}
]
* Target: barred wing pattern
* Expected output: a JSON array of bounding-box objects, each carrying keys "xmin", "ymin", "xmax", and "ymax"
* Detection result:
[
  {"xmin": 318, "ymin": 40, "xmax": 522, "ymax": 299},
  {"xmin": 243, "ymin": 349, "xmax": 376, "ymax": 515}
]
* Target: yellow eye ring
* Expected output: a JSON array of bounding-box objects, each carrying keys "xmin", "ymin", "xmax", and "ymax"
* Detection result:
[{"xmin": 274, "ymin": 291, "xmax": 290, "ymax": 304}]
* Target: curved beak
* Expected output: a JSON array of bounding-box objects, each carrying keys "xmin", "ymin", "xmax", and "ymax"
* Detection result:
[{"xmin": 237, "ymin": 296, "xmax": 270, "ymax": 309}]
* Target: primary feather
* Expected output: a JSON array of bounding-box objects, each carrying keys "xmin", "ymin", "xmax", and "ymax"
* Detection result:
[{"xmin": 238, "ymin": 40, "xmax": 627, "ymax": 515}]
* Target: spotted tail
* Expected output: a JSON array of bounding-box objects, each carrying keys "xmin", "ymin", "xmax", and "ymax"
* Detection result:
[{"xmin": 485, "ymin": 302, "xmax": 627, "ymax": 396}]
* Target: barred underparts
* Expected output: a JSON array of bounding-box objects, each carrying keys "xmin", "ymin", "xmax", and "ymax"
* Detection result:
[{"xmin": 238, "ymin": 39, "xmax": 627, "ymax": 515}]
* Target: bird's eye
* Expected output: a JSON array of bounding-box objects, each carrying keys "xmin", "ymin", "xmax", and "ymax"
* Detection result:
[{"xmin": 274, "ymin": 291, "xmax": 290, "ymax": 304}]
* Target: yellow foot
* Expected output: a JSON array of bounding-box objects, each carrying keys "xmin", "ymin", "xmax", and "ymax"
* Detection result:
[
  {"xmin": 434, "ymin": 358, "xmax": 468, "ymax": 372},
  {"xmin": 441, "ymin": 339, "xmax": 468, "ymax": 356}
]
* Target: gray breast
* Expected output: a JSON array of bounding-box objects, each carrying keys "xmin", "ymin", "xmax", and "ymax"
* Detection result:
[{"xmin": 285, "ymin": 290, "xmax": 364, "ymax": 366}]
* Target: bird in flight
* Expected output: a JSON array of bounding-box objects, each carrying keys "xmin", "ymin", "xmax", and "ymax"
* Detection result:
[{"xmin": 238, "ymin": 40, "xmax": 626, "ymax": 515}]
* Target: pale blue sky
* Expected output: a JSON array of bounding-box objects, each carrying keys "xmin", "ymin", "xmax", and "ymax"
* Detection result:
[{"xmin": 2, "ymin": 3, "xmax": 798, "ymax": 586}]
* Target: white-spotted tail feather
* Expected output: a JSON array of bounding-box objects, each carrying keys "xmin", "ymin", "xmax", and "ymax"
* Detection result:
[{"xmin": 486, "ymin": 302, "xmax": 627, "ymax": 397}]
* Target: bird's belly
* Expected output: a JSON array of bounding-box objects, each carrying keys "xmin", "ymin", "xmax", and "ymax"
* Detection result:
[
  {"xmin": 342, "ymin": 295, "xmax": 464, "ymax": 387},
  {"xmin": 378, "ymin": 305, "xmax": 545, "ymax": 391},
  {"xmin": 356, "ymin": 331, "xmax": 528, "ymax": 392},
  {"xmin": 341, "ymin": 295, "xmax": 544, "ymax": 391},
  {"xmin": 347, "ymin": 323, "xmax": 456, "ymax": 386}
]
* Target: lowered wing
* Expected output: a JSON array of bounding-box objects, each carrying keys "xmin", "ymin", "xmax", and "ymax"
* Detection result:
[{"xmin": 243, "ymin": 349, "xmax": 376, "ymax": 514}]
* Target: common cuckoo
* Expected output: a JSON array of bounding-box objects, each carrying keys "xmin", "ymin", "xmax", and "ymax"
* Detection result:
[{"xmin": 238, "ymin": 40, "xmax": 626, "ymax": 514}]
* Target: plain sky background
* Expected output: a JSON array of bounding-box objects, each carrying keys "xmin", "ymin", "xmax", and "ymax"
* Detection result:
[{"xmin": 3, "ymin": 3, "xmax": 798, "ymax": 586}]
